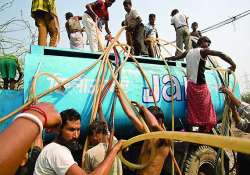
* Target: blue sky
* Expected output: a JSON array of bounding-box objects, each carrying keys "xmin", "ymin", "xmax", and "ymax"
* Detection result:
[{"xmin": 2, "ymin": 0, "xmax": 250, "ymax": 92}]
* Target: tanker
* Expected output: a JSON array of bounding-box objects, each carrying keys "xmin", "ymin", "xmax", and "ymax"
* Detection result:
[{"xmin": 0, "ymin": 45, "xmax": 241, "ymax": 175}]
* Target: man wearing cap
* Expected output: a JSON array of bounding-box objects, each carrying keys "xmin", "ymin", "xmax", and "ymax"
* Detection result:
[
  {"xmin": 166, "ymin": 36, "xmax": 236, "ymax": 133},
  {"xmin": 82, "ymin": 0, "xmax": 115, "ymax": 52},
  {"xmin": 31, "ymin": 0, "xmax": 59, "ymax": 47},
  {"xmin": 170, "ymin": 9, "xmax": 191, "ymax": 56}
]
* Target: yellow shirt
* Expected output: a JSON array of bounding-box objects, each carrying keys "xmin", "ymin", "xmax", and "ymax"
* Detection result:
[{"xmin": 31, "ymin": 0, "xmax": 57, "ymax": 17}]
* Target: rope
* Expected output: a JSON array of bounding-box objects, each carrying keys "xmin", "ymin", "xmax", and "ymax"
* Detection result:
[
  {"xmin": 107, "ymin": 46, "xmax": 121, "ymax": 153},
  {"xmin": 29, "ymin": 72, "xmax": 65, "ymax": 104},
  {"xmin": 81, "ymin": 27, "xmax": 127, "ymax": 166},
  {"xmin": 207, "ymin": 56, "xmax": 237, "ymax": 175},
  {"xmin": 116, "ymin": 41, "xmax": 158, "ymax": 106},
  {"xmin": 119, "ymin": 131, "xmax": 250, "ymax": 155},
  {"xmin": 0, "ymin": 56, "xmax": 102, "ymax": 123},
  {"xmin": 156, "ymin": 38, "xmax": 180, "ymax": 175}
]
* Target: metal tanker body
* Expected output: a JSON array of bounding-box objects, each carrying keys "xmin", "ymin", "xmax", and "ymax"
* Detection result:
[{"xmin": 0, "ymin": 45, "xmax": 240, "ymax": 136}]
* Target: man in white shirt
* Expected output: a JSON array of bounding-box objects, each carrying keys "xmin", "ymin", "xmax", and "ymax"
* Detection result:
[
  {"xmin": 34, "ymin": 108, "xmax": 123, "ymax": 175},
  {"xmin": 171, "ymin": 9, "xmax": 191, "ymax": 56},
  {"xmin": 145, "ymin": 13, "xmax": 159, "ymax": 57}
]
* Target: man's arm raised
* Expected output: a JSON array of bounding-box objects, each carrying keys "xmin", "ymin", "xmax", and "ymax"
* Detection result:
[
  {"xmin": 201, "ymin": 49, "xmax": 236, "ymax": 71},
  {"xmin": 116, "ymin": 88, "xmax": 145, "ymax": 133}
]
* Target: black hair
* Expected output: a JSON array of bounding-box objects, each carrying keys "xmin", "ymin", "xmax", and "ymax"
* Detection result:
[
  {"xmin": 147, "ymin": 106, "xmax": 164, "ymax": 121},
  {"xmin": 171, "ymin": 9, "xmax": 179, "ymax": 16},
  {"xmin": 60, "ymin": 109, "xmax": 81, "ymax": 128},
  {"xmin": 65, "ymin": 12, "xmax": 73, "ymax": 20},
  {"xmin": 197, "ymin": 36, "xmax": 211, "ymax": 46},
  {"xmin": 192, "ymin": 22, "xmax": 198, "ymax": 27},
  {"xmin": 149, "ymin": 13, "xmax": 156, "ymax": 18},
  {"xmin": 123, "ymin": 0, "xmax": 132, "ymax": 6},
  {"xmin": 88, "ymin": 120, "xmax": 108, "ymax": 136},
  {"xmin": 139, "ymin": 106, "xmax": 164, "ymax": 122}
]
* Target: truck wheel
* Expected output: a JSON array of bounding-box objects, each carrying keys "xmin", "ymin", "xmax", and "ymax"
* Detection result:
[{"xmin": 184, "ymin": 146, "xmax": 223, "ymax": 175}]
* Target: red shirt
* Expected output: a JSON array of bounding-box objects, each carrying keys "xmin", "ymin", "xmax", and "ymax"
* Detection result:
[{"xmin": 86, "ymin": 0, "xmax": 109, "ymax": 21}]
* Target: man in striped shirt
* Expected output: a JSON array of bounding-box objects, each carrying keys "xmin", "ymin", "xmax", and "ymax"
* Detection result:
[{"xmin": 31, "ymin": 0, "xmax": 59, "ymax": 47}]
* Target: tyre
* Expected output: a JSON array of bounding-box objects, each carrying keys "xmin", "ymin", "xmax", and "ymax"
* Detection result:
[{"xmin": 184, "ymin": 146, "xmax": 224, "ymax": 175}]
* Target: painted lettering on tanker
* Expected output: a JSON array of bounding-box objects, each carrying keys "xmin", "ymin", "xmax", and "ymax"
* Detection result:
[
  {"xmin": 143, "ymin": 74, "xmax": 186, "ymax": 103},
  {"xmin": 46, "ymin": 75, "xmax": 129, "ymax": 94}
]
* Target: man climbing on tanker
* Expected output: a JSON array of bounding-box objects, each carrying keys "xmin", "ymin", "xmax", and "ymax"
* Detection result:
[
  {"xmin": 116, "ymin": 88, "xmax": 171, "ymax": 175},
  {"xmin": 166, "ymin": 36, "xmax": 236, "ymax": 133},
  {"xmin": 82, "ymin": 0, "xmax": 115, "ymax": 52}
]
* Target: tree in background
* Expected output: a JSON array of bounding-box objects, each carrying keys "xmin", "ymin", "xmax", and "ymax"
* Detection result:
[{"xmin": 0, "ymin": 0, "xmax": 37, "ymax": 89}]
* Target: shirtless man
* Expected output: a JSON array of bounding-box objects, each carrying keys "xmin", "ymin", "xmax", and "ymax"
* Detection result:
[{"xmin": 116, "ymin": 88, "xmax": 170, "ymax": 175}]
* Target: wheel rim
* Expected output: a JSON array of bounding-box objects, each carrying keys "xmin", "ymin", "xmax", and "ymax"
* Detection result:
[{"xmin": 198, "ymin": 161, "xmax": 215, "ymax": 175}]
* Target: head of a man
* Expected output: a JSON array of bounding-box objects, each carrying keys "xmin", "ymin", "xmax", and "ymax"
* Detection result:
[
  {"xmin": 123, "ymin": 0, "xmax": 132, "ymax": 13},
  {"xmin": 65, "ymin": 12, "xmax": 73, "ymax": 20},
  {"xmin": 171, "ymin": 9, "xmax": 179, "ymax": 17},
  {"xmin": 149, "ymin": 13, "xmax": 156, "ymax": 25},
  {"xmin": 88, "ymin": 120, "xmax": 108, "ymax": 146},
  {"xmin": 140, "ymin": 106, "xmax": 165, "ymax": 130},
  {"xmin": 57, "ymin": 109, "xmax": 81, "ymax": 149},
  {"xmin": 105, "ymin": 0, "xmax": 115, "ymax": 7},
  {"xmin": 191, "ymin": 22, "xmax": 198, "ymax": 31},
  {"xmin": 197, "ymin": 36, "xmax": 211, "ymax": 49}
]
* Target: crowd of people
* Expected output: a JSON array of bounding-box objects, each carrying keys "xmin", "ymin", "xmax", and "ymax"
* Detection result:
[
  {"xmin": 30, "ymin": 0, "xmax": 204, "ymax": 57},
  {"xmin": 0, "ymin": 0, "xmax": 249, "ymax": 175},
  {"xmin": 0, "ymin": 0, "xmax": 204, "ymax": 90}
]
